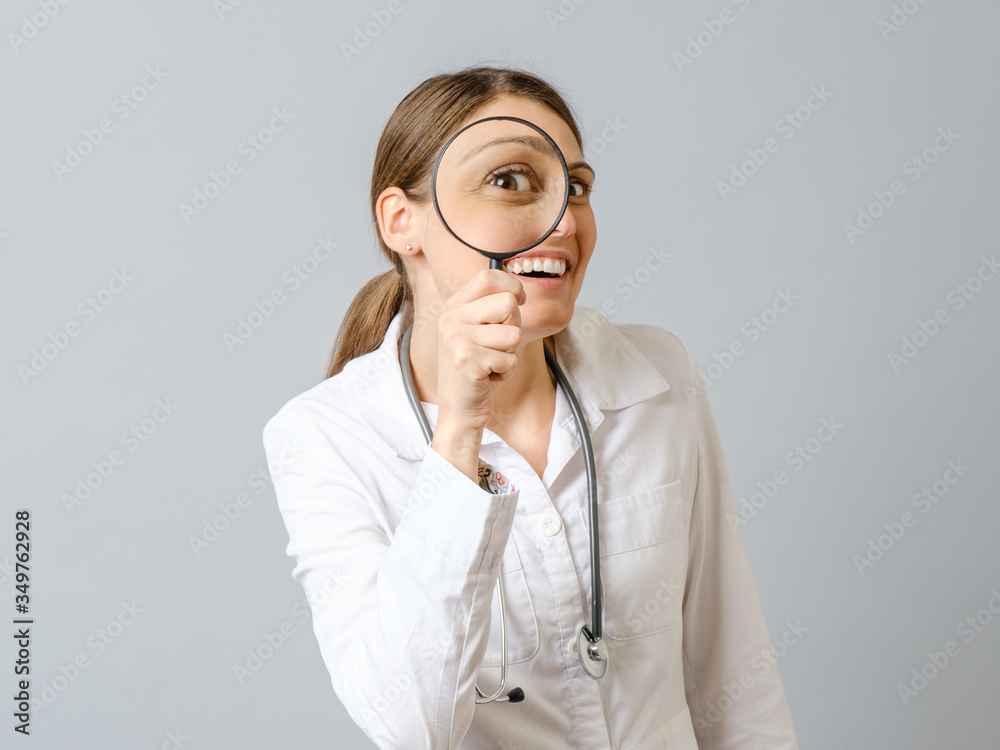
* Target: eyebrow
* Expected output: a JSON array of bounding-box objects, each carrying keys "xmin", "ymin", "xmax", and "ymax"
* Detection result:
[
  {"xmin": 458, "ymin": 135, "xmax": 554, "ymax": 164},
  {"xmin": 458, "ymin": 137, "xmax": 596, "ymax": 178}
]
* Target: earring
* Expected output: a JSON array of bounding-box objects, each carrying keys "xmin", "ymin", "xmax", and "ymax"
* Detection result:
[{"xmin": 405, "ymin": 244, "xmax": 412, "ymax": 251}]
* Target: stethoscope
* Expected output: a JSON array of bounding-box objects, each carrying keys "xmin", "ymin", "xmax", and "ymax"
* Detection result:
[
  {"xmin": 399, "ymin": 325, "xmax": 609, "ymax": 705},
  {"xmin": 396, "ymin": 114, "xmax": 610, "ymax": 703}
]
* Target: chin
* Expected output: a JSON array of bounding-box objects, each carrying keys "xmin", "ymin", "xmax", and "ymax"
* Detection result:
[{"xmin": 523, "ymin": 303, "xmax": 575, "ymax": 340}]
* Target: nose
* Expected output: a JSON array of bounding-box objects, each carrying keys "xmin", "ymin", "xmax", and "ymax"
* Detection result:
[{"xmin": 548, "ymin": 202, "xmax": 577, "ymax": 240}]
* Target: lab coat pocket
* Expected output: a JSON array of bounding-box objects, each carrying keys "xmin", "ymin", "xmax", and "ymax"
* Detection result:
[
  {"xmin": 480, "ymin": 535, "xmax": 539, "ymax": 667},
  {"xmin": 597, "ymin": 479, "xmax": 687, "ymax": 640}
]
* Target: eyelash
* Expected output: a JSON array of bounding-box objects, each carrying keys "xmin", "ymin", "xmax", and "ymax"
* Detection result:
[
  {"xmin": 485, "ymin": 164, "xmax": 594, "ymax": 198},
  {"xmin": 570, "ymin": 178, "xmax": 593, "ymax": 198},
  {"xmin": 486, "ymin": 163, "xmax": 537, "ymax": 186}
]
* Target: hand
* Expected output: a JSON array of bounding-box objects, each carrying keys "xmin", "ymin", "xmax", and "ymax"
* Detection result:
[{"xmin": 430, "ymin": 269, "xmax": 525, "ymax": 480}]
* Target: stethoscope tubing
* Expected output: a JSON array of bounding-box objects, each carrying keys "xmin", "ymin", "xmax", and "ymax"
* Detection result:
[
  {"xmin": 400, "ymin": 324, "xmax": 515, "ymax": 703},
  {"xmin": 399, "ymin": 323, "xmax": 605, "ymax": 701},
  {"xmin": 542, "ymin": 343, "xmax": 602, "ymax": 640}
]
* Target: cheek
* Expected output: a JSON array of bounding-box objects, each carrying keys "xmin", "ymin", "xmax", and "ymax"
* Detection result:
[
  {"xmin": 575, "ymin": 211, "xmax": 597, "ymax": 269},
  {"xmin": 426, "ymin": 245, "xmax": 485, "ymax": 298},
  {"xmin": 575, "ymin": 205, "xmax": 597, "ymax": 242}
]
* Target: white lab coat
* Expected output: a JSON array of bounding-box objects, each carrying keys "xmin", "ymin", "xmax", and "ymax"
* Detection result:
[{"xmin": 262, "ymin": 305, "xmax": 799, "ymax": 749}]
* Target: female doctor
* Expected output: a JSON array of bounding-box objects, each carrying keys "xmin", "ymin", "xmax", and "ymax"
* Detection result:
[{"xmin": 263, "ymin": 66, "xmax": 799, "ymax": 749}]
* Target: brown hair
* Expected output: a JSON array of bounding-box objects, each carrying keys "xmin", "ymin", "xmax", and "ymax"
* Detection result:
[{"xmin": 324, "ymin": 65, "xmax": 583, "ymax": 378}]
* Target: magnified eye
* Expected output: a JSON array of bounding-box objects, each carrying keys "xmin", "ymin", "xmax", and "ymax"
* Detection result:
[
  {"xmin": 486, "ymin": 165, "xmax": 536, "ymax": 192},
  {"xmin": 489, "ymin": 172, "xmax": 529, "ymax": 190}
]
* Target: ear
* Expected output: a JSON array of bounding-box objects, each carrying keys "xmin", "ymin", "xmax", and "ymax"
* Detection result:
[{"xmin": 375, "ymin": 186, "xmax": 421, "ymax": 260}]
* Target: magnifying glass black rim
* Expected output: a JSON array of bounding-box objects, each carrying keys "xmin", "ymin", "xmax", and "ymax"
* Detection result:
[{"xmin": 430, "ymin": 115, "xmax": 571, "ymax": 262}]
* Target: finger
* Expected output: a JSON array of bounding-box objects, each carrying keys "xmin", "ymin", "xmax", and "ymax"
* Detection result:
[
  {"xmin": 440, "ymin": 323, "xmax": 521, "ymax": 374},
  {"xmin": 468, "ymin": 322, "xmax": 522, "ymax": 354},
  {"xmin": 443, "ymin": 335, "xmax": 519, "ymax": 380},
  {"xmin": 443, "ymin": 291, "xmax": 522, "ymax": 328},
  {"xmin": 468, "ymin": 292, "xmax": 523, "ymax": 327},
  {"xmin": 477, "ymin": 349, "xmax": 519, "ymax": 380},
  {"xmin": 449, "ymin": 268, "xmax": 526, "ymax": 306}
]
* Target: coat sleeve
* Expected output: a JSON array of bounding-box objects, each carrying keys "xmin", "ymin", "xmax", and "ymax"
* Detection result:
[
  {"xmin": 262, "ymin": 407, "xmax": 517, "ymax": 749},
  {"xmin": 676, "ymin": 342, "xmax": 800, "ymax": 749}
]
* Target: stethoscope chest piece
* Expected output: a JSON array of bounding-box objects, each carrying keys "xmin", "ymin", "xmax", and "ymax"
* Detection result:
[{"xmin": 577, "ymin": 625, "xmax": 609, "ymax": 680}]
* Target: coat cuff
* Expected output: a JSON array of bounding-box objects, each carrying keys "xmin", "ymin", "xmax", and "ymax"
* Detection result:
[{"xmin": 395, "ymin": 446, "xmax": 519, "ymax": 573}]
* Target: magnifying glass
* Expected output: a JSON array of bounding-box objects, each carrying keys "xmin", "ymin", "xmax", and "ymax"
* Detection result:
[{"xmin": 431, "ymin": 116, "xmax": 571, "ymax": 270}]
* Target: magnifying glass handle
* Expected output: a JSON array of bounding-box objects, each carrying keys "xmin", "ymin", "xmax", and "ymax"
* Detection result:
[{"xmin": 489, "ymin": 258, "xmax": 503, "ymax": 271}]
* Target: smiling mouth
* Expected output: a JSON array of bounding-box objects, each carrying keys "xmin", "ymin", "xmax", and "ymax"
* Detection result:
[{"xmin": 504, "ymin": 257, "xmax": 567, "ymax": 278}]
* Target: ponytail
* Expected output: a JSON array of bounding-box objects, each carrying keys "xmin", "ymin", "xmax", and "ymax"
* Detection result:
[{"xmin": 326, "ymin": 270, "xmax": 411, "ymax": 378}]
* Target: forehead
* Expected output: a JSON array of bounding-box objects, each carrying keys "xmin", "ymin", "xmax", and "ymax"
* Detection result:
[{"xmin": 463, "ymin": 95, "xmax": 582, "ymax": 162}]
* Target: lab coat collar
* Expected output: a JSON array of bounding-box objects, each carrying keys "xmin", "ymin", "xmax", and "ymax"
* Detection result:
[{"xmin": 343, "ymin": 305, "xmax": 670, "ymax": 461}]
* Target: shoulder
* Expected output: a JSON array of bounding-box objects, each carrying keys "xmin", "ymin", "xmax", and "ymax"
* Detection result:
[
  {"xmin": 262, "ymin": 316, "xmax": 423, "ymax": 464},
  {"xmin": 261, "ymin": 360, "xmax": 381, "ymax": 465},
  {"xmin": 562, "ymin": 306, "xmax": 701, "ymax": 404},
  {"xmin": 615, "ymin": 322, "xmax": 697, "ymax": 375},
  {"xmin": 264, "ymin": 374, "xmax": 348, "ymax": 435},
  {"xmin": 263, "ymin": 375, "xmax": 351, "ymax": 458}
]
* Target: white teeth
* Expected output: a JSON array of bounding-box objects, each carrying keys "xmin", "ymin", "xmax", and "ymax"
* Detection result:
[{"xmin": 505, "ymin": 257, "xmax": 568, "ymax": 277}]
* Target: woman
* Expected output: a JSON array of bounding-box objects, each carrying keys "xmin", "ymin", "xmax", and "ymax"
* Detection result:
[{"xmin": 263, "ymin": 66, "xmax": 799, "ymax": 749}]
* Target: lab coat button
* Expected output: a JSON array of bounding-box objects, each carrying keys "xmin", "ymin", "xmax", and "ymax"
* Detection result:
[{"xmin": 539, "ymin": 513, "xmax": 562, "ymax": 537}]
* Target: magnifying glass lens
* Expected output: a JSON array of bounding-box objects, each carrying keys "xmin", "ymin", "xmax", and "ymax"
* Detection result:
[{"xmin": 433, "ymin": 118, "xmax": 569, "ymax": 262}]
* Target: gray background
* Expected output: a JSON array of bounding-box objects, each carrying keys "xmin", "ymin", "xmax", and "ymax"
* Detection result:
[{"xmin": 2, "ymin": 0, "xmax": 998, "ymax": 747}]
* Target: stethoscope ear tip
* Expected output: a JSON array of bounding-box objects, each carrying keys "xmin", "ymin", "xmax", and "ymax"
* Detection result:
[{"xmin": 506, "ymin": 687, "xmax": 525, "ymax": 703}]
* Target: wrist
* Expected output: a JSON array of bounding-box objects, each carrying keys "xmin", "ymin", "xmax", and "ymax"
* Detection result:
[{"xmin": 431, "ymin": 414, "xmax": 484, "ymax": 484}]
